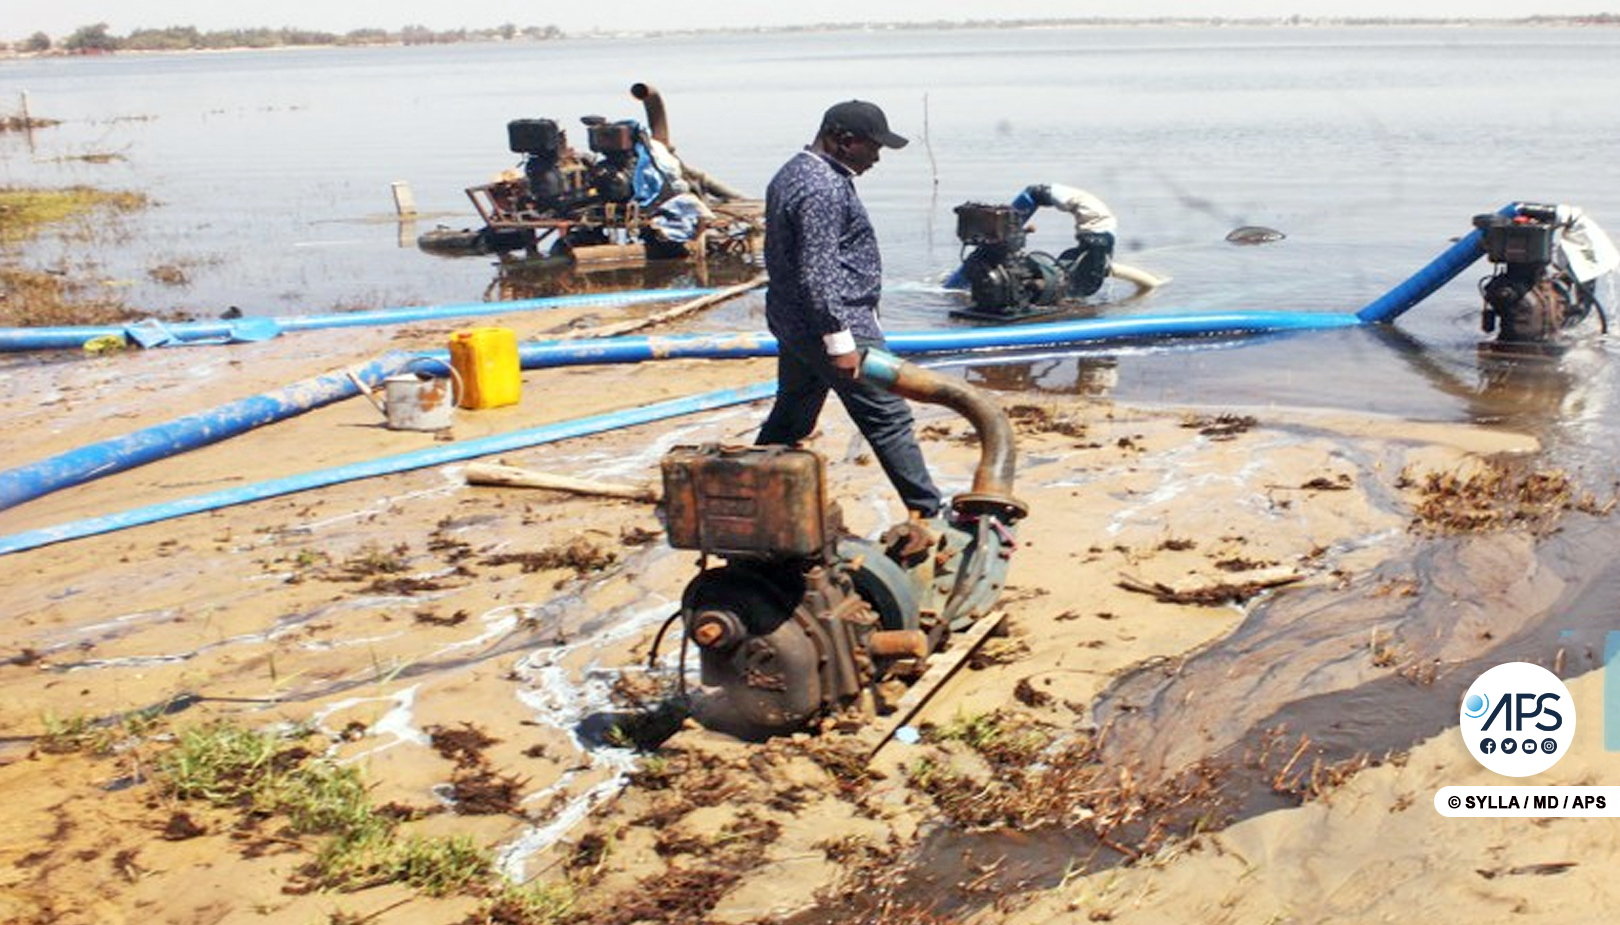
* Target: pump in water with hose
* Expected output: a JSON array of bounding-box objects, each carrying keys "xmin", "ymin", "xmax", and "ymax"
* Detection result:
[
  {"xmin": 946, "ymin": 183, "xmax": 1164, "ymax": 321},
  {"xmin": 1473, "ymin": 203, "xmax": 1618, "ymax": 343}
]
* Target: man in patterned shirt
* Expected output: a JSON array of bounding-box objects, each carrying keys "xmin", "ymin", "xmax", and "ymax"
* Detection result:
[{"xmin": 755, "ymin": 100, "xmax": 944, "ymax": 520}]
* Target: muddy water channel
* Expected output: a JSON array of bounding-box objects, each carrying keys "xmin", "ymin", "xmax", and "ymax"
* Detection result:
[{"xmin": 805, "ymin": 340, "xmax": 1620, "ymax": 919}]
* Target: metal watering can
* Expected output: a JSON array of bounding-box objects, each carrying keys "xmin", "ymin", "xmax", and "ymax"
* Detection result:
[{"xmin": 353, "ymin": 357, "xmax": 463, "ymax": 431}]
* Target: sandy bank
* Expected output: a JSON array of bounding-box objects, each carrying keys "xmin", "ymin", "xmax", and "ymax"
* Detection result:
[{"xmin": 5, "ymin": 299, "xmax": 1596, "ymax": 925}]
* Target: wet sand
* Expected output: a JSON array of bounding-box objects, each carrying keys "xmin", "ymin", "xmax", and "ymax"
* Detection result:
[{"xmin": 1, "ymin": 294, "xmax": 1605, "ymax": 925}]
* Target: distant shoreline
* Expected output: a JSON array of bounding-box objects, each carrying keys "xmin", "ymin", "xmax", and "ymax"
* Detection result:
[{"xmin": 5, "ymin": 15, "xmax": 1616, "ymax": 59}]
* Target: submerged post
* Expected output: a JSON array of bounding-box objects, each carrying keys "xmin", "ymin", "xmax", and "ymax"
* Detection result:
[
  {"xmin": 20, "ymin": 90, "xmax": 34, "ymax": 151},
  {"xmin": 391, "ymin": 181, "xmax": 417, "ymax": 217}
]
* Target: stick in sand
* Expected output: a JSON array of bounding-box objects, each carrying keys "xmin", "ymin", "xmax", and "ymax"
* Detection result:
[
  {"xmin": 557, "ymin": 274, "xmax": 766, "ymax": 341},
  {"xmin": 464, "ymin": 462, "xmax": 659, "ymax": 503}
]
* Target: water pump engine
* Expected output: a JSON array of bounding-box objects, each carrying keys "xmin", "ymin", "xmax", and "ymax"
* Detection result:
[
  {"xmin": 582, "ymin": 117, "xmax": 640, "ymax": 205},
  {"xmin": 508, "ymin": 118, "xmax": 584, "ymax": 213},
  {"xmin": 951, "ymin": 184, "xmax": 1117, "ymax": 320},
  {"xmin": 659, "ymin": 349, "xmax": 1027, "ymax": 737},
  {"xmin": 1475, "ymin": 203, "xmax": 1617, "ymax": 342},
  {"xmin": 500, "ymin": 109, "xmax": 667, "ymax": 219}
]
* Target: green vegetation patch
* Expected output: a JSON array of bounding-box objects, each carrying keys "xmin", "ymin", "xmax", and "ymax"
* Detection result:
[
  {"xmin": 154, "ymin": 720, "xmax": 493, "ymax": 895},
  {"xmin": 0, "ymin": 185, "xmax": 149, "ymax": 244},
  {"xmin": 0, "ymin": 185, "xmax": 152, "ymax": 327}
]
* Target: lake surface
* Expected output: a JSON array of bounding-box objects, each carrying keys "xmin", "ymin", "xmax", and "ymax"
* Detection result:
[{"xmin": 4, "ymin": 25, "xmax": 1620, "ymax": 459}]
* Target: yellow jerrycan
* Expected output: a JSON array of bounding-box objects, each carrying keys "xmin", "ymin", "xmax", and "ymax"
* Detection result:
[{"xmin": 448, "ymin": 327, "xmax": 522, "ymax": 409}]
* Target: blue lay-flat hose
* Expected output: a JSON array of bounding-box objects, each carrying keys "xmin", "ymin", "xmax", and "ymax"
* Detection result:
[
  {"xmin": 0, "ymin": 309, "xmax": 1357, "ymax": 521},
  {"xmin": 0, "ymin": 352, "xmax": 414, "ymax": 511},
  {"xmin": 0, "ymin": 204, "xmax": 1525, "ymax": 549},
  {"xmin": 496, "ymin": 310, "xmax": 1362, "ymax": 371},
  {"xmin": 0, "ymin": 287, "xmax": 717, "ymax": 352},
  {"xmin": 0, "ymin": 311, "xmax": 1364, "ymax": 513},
  {"xmin": 1355, "ymin": 203, "xmax": 1516, "ymax": 323},
  {"xmin": 0, "ymin": 381, "xmax": 778, "ymax": 557}
]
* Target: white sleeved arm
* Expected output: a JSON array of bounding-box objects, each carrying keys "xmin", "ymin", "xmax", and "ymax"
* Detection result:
[{"xmin": 1045, "ymin": 182, "xmax": 1118, "ymax": 234}]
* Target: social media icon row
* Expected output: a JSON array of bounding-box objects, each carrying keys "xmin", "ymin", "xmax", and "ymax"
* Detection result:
[{"xmin": 1478, "ymin": 737, "xmax": 1558, "ymax": 756}]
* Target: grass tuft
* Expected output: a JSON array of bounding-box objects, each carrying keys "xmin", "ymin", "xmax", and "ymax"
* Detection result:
[
  {"xmin": 153, "ymin": 719, "xmax": 496, "ymax": 897},
  {"xmin": 473, "ymin": 879, "xmax": 578, "ymax": 924},
  {"xmin": 156, "ymin": 720, "xmax": 285, "ymax": 804},
  {"xmin": 313, "ymin": 829, "xmax": 489, "ymax": 896}
]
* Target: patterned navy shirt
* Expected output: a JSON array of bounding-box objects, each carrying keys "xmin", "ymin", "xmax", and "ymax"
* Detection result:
[{"xmin": 763, "ymin": 148, "xmax": 885, "ymax": 347}]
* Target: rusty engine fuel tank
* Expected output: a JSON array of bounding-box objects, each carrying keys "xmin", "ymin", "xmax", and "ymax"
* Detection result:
[
  {"xmin": 660, "ymin": 349, "xmax": 1026, "ymax": 739},
  {"xmin": 662, "ymin": 444, "xmax": 830, "ymax": 560}
]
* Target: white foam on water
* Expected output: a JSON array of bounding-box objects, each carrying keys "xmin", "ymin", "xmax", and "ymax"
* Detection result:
[
  {"xmin": 313, "ymin": 683, "xmax": 431, "ymax": 761},
  {"xmin": 492, "ymin": 599, "xmax": 677, "ymax": 879}
]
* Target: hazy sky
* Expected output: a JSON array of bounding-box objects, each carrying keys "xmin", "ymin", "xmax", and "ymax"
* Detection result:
[{"xmin": 5, "ymin": 0, "xmax": 1616, "ymax": 37}]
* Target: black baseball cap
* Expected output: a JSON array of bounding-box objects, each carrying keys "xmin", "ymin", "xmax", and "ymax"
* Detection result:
[{"xmin": 821, "ymin": 100, "xmax": 908, "ymax": 149}]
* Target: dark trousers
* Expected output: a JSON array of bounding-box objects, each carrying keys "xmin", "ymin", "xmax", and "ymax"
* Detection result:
[{"xmin": 756, "ymin": 339, "xmax": 943, "ymax": 517}]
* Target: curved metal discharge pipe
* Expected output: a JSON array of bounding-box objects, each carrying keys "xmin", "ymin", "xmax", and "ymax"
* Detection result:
[
  {"xmin": 860, "ymin": 348, "xmax": 1017, "ymax": 502},
  {"xmin": 0, "ymin": 287, "xmax": 716, "ymax": 353},
  {"xmin": 628, "ymin": 80, "xmax": 749, "ymax": 203},
  {"xmin": 630, "ymin": 82, "xmax": 670, "ymax": 148},
  {"xmin": 0, "ymin": 381, "xmax": 777, "ymax": 557}
]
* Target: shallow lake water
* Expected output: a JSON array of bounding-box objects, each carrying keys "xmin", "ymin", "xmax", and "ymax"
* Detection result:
[
  {"xmin": 5, "ymin": 24, "xmax": 1620, "ymax": 432},
  {"xmin": 7, "ymin": 28, "xmax": 1620, "ymax": 914}
]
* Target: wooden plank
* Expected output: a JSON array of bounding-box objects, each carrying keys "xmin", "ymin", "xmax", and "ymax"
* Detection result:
[
  {"xmin": 859, "ymin": 611, "xmax": 1007, "ymax": 758},
  {"xmin": 464, "ymin": 462, "xmax": 658, "ymax": 502}
]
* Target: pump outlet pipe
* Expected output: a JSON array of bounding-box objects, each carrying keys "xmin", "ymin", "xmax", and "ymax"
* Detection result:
[
  {"xmin": 631, "ymin": 82, "xmax": 671, "ymax": 148},
  {"xmin": 860, "ymin": 347, "xmax": 1027, "ymax": 523},
  {"xmin": 1355, "ymin": 202, "xmax": 1517, "ymax": 323}
]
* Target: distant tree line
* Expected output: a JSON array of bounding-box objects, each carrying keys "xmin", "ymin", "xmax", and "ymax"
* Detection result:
[
  {"xmin": 6, "ymin": 14, "xmax": 1616, "ymax": 54},
  {"xmin": 5, "ymin": 22, "xmax": 564, "ymax": 54}
]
